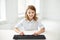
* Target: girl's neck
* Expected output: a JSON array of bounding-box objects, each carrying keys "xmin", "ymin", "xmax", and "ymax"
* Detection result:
[
  {"xmin": 26, "ymin": 18, "xmax": 33, "ymax": 21},
  {"xmin": 29, "ymin": 19, "xmax": 32, "ymax": 21}
]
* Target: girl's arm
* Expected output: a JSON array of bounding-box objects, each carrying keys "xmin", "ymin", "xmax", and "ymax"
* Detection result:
[
  {"xmin": 14, "ymin": 27, "xmax": 24, "ymax": 35},
  {"xmin": 37, "ymin": 27, "xmax": 45, "ymax": 34},
  {"xmin": 33, "ymin": 27, "xmax": 45, "ymax": 36},
  {"xmin": 14, "ymin": 27, "xmax": 21, "ymax": 33}
]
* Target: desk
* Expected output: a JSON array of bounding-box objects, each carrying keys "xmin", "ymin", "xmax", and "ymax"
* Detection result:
[{"xmin": 13, "ymin": 35, "xmax": 46, "ymax": 40}]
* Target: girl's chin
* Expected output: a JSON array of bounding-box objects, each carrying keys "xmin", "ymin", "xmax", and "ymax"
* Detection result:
[{"xmin": 29, "ymin": 18, "xmax": 33, "ymax": 19}]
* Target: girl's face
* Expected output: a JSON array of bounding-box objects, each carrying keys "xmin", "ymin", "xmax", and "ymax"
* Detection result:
[{"xmin": 27, "ymin": 9, "xmax": 35, "ymax": 20}]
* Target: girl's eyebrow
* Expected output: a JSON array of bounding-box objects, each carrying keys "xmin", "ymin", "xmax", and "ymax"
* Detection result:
[{"xmin": 32, "ymin": 12, "xmax": 34, "ymax": 13}]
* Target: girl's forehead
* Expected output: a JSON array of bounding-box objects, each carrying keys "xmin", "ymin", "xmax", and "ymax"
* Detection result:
[{"xmin": 27, "ymin": 9, "xmax": 35, "ymax": 12}]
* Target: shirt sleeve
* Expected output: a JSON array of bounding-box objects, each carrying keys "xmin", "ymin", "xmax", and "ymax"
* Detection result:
[
  {"xmin": 37, "ymin": 19, "xmax": 44, "ymax": 28},
  {"xmin": 15, "ymin": 19, "xmax": 24, "ymax": 28}
]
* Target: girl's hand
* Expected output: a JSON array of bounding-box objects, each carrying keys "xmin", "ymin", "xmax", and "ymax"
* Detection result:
[
  {"xmin": 33, "ymin": 32, "xmax": 39, "ymax": 36},
  {"xmin": 20, "ymin": 32, "xmax": 24, "ymax": 36},
  {"xmin": 33, "ymin": 27, "xmax": 45, "ymax": 36}
]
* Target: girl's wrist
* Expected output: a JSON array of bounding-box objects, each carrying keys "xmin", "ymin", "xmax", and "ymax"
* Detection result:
[
  {"xmin": 37, "ymin": 31, "xmax": 41, "ymax": 35},
  {"xmin": 18, "ymin": 31, "xmax": 22, "ymax": 34},
  {"xmin": 19, "ymin": 31, "xmax": 22, "ymax": 33}
]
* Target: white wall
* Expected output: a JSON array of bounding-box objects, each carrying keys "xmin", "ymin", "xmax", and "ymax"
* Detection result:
[
  {"xmin": 0, "ymin": 0, "xmax": 60, "ymax": 30},
  {"xmin": 41, "ymin": 0, "xmax": 60, "ymax": 21},
  {"xmin": 0, "ymin": 0, "xmax": 18, "ymax": 29},
  {"xmin": 0, "ymin": 0, "xmax": 1, "ymax": 18},
  {"xmin": 40, "ymin": 0, "xmax": 60, "ymax": 40}
]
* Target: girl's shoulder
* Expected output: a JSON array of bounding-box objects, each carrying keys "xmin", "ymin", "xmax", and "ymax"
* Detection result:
[
  {"xmin": 17, "ymin": 18, "xmax": 26, "ymax": 23},
  {"xmin": 36, "ymin": 18, "xmax": 42, "ymax": 22},
  {"xmin": 21, "ymin": 18, "xmax": 26, "ymax": 22}
]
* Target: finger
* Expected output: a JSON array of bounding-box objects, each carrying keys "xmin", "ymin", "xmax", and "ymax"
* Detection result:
[
  {"xmin": 32, "ymin": 34, "xmax": 37, "ymax": 36},
  {"xmin": 20, "ymin": 34, "xmax": 24, "ymax": 36},
  {"xmin": 20, "ymin": 33, "xmax": 24, "ymax": 35}
]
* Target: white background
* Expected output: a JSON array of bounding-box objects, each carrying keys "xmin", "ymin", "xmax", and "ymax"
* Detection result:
[{"xmin": 0, "ymin": 0, "xmax": 60, "ymax": 40}]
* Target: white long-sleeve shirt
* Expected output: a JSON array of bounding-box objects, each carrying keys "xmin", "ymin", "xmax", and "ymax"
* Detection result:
[{"xmin": 15, "ymin": 18, "xmax": 44, "ymax": 31}]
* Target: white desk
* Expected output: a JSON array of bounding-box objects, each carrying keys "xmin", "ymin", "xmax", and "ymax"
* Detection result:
[
  {"xmin": 0, "ymin": 30, "xmax": 45, "ymax": 40},
  {"xmin": 0, "ymin": 30, "xmax": 59, "ymax": 40}
]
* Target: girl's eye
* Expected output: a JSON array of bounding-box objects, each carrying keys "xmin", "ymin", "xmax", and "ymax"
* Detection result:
[
  {"xmin": 32, "ymin": 12, "xmax": 34, "ymax": 13},
  {"xmin": 28, "ymin": 12, "xmax": 30, "ymax": 14}
]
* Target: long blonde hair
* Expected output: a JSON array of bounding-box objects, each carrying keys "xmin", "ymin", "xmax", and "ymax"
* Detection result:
[{"xmin": 25, "ymin": 5, "xmax": 38, "ymax": 21}]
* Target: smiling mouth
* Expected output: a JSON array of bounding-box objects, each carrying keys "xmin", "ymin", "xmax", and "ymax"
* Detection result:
[{"xmin": 29, "ymin": 15, "xmax": 33, "ymax": 17}]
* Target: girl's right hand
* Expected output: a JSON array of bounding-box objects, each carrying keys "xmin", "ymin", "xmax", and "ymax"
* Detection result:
[{"xmin": 20, "ymin": 32, "xmax": 24, "ymax": 35}]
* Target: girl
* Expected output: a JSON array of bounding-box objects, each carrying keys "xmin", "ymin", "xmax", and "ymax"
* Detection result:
[{"xmin": 14, "ymin": 5, "xmax": 45, "ymax": 36}]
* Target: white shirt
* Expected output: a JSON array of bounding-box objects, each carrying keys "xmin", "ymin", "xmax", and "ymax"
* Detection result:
[{"xmin": 15, "ymin": 18, "xmax": 43, "ymax": 31}]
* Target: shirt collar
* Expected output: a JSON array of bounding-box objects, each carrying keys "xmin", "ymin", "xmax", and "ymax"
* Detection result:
[{"xmin": 26, "ymin": 19, "xmax": 34, "ymax": 23}]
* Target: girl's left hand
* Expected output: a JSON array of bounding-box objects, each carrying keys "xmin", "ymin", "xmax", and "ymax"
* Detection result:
[{"xmin": 32, "ymin": 32, "xmax": 39, "ymax": 36}]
